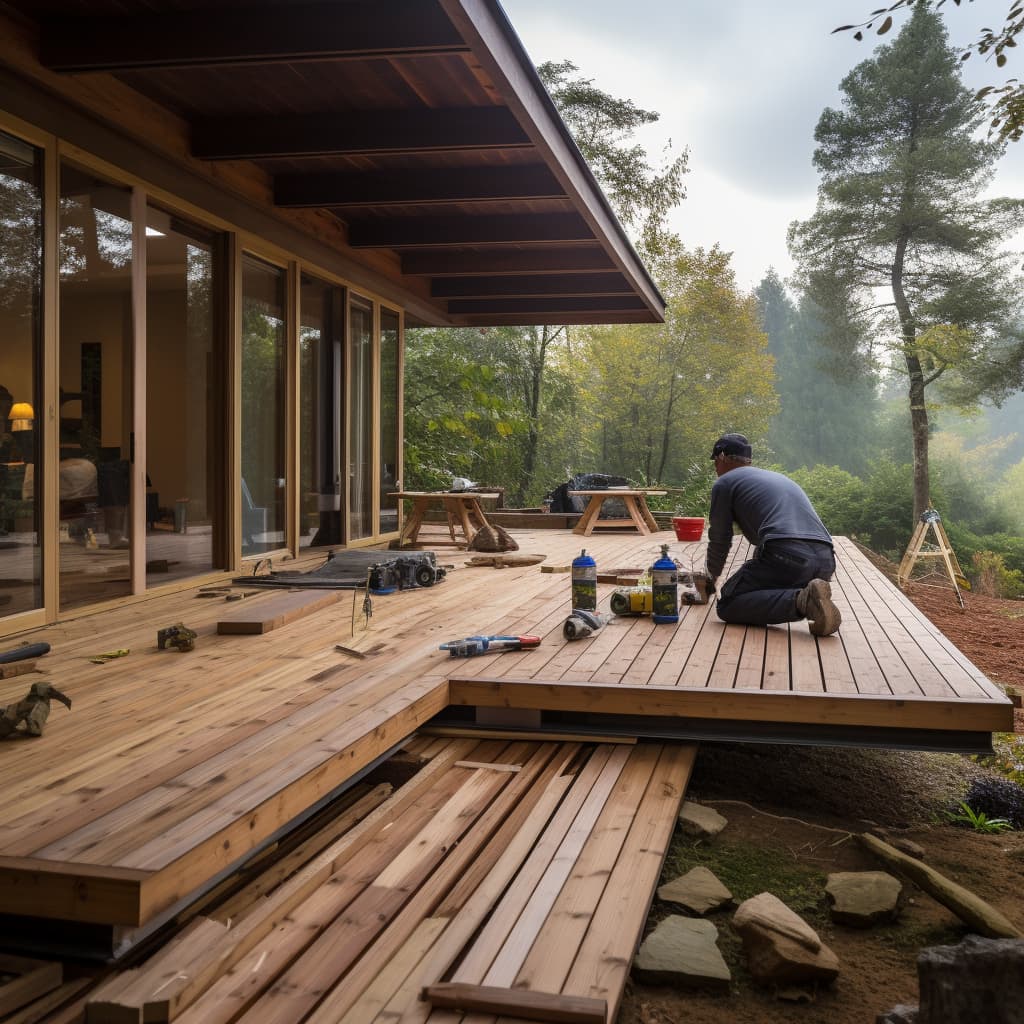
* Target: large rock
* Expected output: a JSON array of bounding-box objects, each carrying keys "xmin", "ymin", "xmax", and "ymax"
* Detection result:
[
  {"xmin": 678, "ymin": 801, "xmax": 727, "ymax": 838},
  {"xmin": 826, "ymin": 871, "xmax": 902, "ymax": 927},
  {"xmin": 633, "ymin": 915, "xmax": 731, "ymax": 992},
  {"xmin": 658, "ymin": 866, "xmax": 733, "ymax": 915},
  {"xmin": 732, "ymin": 892, "xmax": 839, "ymax": 988},
  {"xmin": 917, "ymin": 935, "xmax": 1024, "ymax": 1023}
]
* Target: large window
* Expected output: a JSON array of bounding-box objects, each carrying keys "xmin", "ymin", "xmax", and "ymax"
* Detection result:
[
  {"xmin": 241, "ymin": 254, "xmax": 287, "ymax": 556},
  {"xmin": 379, "ymin": 308, "xmax": 400, "ymax": 536},
  {"xmin": 146, "ymin": 207, "xmax": 223, "ymax": 584},
  {"xmin": 299, "ymin": 273, "xmax": 344, "ymax": 547},
  {"xmin": 0, "ymin": 130, "xmax": 43, "ymax": 617},
  {"xmin": 58, "ymin": 162, "xmax": 133, "ymax": 611},
  {"xmin": 348, "ymin": 295, "xmax": 373, "ymax": 540}
]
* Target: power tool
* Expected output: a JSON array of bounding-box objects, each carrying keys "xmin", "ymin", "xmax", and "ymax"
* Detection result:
[{"xmin": 439, "ymin": 635, "xmax": 541, "ymax": 657}]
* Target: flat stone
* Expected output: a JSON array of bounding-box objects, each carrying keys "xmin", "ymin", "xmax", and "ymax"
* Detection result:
[
  {"xmin": 633, "ymin": 915, "xmax": 731, "ymax": 991},
  {"xmin": 733, "ymin": 892, "xmax": 820, "ymax": 952},
  {"xmin": 826, "ymin": 871, "xmax": 902, "ymax": 927},
  {"xmin": 678, "ymin": 800, "xmax": 727, "ymax": 838},
  {"xmin": 733, "ymin": 893, "xmax": 840, "ymax": 988},
  {"xmin": 658, "ymin": 866, "xmax": 733, "ymax": 915}
]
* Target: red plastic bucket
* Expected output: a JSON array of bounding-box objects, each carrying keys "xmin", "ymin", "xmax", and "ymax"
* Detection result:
[{"xmin": 672, "ymin": 517, "xmax": 705, "ymax": 542}]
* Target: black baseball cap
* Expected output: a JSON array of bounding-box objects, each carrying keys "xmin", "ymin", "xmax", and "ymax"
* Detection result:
[{"xmin": 711, "ymin": 433, "xmax": 752, "ymax": 460}]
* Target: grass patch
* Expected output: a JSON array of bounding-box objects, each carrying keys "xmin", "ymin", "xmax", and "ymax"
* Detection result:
[{"xmin": 659, "ymin": 832, "xmax": 828, "ymax": 925}]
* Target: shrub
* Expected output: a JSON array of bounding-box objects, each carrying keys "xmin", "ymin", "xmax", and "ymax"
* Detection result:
[
  {"xmin": 971, "ymin": 550, "xmax": 1024, "ymax": 599},
  {"xmin": 962, "ymin": 777, "xmax": 1024, "ymax": 829}
]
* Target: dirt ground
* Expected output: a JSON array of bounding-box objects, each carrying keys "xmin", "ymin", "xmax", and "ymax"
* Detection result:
[{"xmin": 619, "ymin": 572, "xmax": 1024, "ymax": 1024}]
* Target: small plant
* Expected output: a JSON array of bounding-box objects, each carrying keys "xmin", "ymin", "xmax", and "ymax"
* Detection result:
[
  {"xmin": 946, "ymin": 800, "xmax": 1012, "ymax": 833},
  {"xmin": 962, "ymin": 776, "xmax": 1024, "ymax": 828}
]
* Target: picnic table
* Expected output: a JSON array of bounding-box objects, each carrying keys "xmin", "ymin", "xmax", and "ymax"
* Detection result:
[
  {"xmin": 389, "ymin": 491, "xmax": 500, "ymax": 548},
  {"xmin": 569, "ymin": 488, "xmax": 666, "ymax": 537}
]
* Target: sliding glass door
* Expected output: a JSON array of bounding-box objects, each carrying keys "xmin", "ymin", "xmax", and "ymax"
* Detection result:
[
  {"xmin": 240, "ymin": 254, "xmax": 287, "ymax": 556},
  {"xmin": 348, "ymin": 295, "xmax": 373, "ymax": 541},
  {"xmin": 0, "ymin": 130, "xmax": 43, "ymax": 618},
  {"xmin": 145, "ymin": 207, "xmax": 223, "ymax": 585}
]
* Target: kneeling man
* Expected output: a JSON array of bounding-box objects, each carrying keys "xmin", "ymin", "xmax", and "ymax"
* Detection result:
[{"xmin": 705, "ymin": 433, "xmax": 841, "ymax": 636}]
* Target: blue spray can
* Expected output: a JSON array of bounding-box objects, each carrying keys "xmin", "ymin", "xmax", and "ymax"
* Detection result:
[
  {"xmin": 651, "ymin": 543, "xmax": 679, "ymax": 624},
  {"xmin": 571, "ymin": 549, "xmax": 597, "ymax": 612}
]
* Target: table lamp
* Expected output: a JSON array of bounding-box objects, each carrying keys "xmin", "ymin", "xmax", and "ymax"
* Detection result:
[{"xmin": 10, "ymin": 402, "xmax": 33, "ymax": 432}]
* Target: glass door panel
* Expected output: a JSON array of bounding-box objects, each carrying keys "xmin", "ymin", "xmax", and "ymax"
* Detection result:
[
  {"xmin": 240, "ymin": 254, "xmax": 286, "ymax": 556},
  {"xmin": 0, "ymin": 130, "xmax": 43, "ymax": 618},
  {"xmin": 379, "ymin": 308, "xmax": 400, "ymax": 536},
  {"xmin": 58, "ymin": 162, "xmax": 133, "ymax": 611},
  {"xmin": 145, "ymin": 207, "xmax": 222, "ymax": 585},
  {"xmin": 299, "ymin": 273, "xmax": 343, "ymax": 548},
  {"xmin": 348, "ymin": 295, "xmax": 373, "ymax": 541}
]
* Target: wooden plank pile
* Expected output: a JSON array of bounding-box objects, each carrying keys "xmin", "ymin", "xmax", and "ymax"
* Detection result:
[{"xmin": 80, "ymin": 735, "xmax": 695, "ymax": 1024}]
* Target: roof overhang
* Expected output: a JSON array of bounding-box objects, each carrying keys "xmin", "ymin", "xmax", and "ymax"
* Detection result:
[{"xmin": 5, "ymin": 0, "xmax": 665, "ymax": 327}]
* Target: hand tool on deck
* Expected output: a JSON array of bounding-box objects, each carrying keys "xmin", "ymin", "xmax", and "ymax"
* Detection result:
[
  {"xmin": 157, "ymin": 623, "xmax": 197, "ymax": 652},
  {"xmin": 439, "ymin": 635, "xmax": 541, "ymax": 658}
]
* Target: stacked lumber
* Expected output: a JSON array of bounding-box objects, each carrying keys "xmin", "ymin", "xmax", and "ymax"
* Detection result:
[{"xmin": 83, "ymin": 737, "xmax": 695, "ymax": 1024}]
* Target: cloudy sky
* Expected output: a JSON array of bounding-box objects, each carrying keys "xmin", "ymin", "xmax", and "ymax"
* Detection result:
[{"xmin": 501, "ymin": 0, "xmax": 1024, "ymax": 291}]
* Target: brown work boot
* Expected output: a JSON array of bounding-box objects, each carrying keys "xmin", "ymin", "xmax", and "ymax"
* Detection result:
[{"xmin": 796, "ymin": 578, "xmax": 842, "ymax": 636}]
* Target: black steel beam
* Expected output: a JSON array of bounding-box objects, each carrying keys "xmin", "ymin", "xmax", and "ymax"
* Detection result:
[
  {"xmin": 41, "ymin": 1, "xmax": 466, "ymax": 72},
  {"xmin": 431, "ymin": 272, "xmax": 630, "ymax": 298},
  {"xmin": 274, "ymin": 164, "xmax": 564, "ymax": 207},
  {"xmin": 193, "ymin": 108, "xmax": 530, "ymax": 160},
  {"xmin": 348, "ymin": 212, "xmax": 592, "ymax": 248},
  {"xmin": 445, "ymin": 296, "xmax": 647, "ymax": 315},
  {"xmin": 402, "ymin": 247, "xmax": 616, "ymax": 276}
]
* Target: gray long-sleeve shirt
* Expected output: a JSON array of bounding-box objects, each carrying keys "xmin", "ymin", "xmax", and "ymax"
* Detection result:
[{"xmin": 705, "ymin": 466, "xmax": 832, "ymax": 580}]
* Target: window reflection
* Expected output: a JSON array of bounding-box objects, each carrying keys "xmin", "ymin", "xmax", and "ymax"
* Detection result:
[
  {"xmin": 0, "ymin": 130, "xmax": 43, "ymax": 617},
  {"xmin": 379, "ymin": 309, "xmax": 400, "ymax": 536}
]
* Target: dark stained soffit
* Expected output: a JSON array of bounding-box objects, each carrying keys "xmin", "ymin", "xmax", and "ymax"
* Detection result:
[{"xmin": 33, "ymin": 0, "xmax": 665, "ymax": 326}]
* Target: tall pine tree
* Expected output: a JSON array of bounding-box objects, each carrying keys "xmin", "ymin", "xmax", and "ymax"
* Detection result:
[{"xmin": 789, "ymin": 5, "xmax": 1024, "ymax": 520}]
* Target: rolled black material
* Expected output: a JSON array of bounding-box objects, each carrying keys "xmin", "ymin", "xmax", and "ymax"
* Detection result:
[{"xmin": 0, "ymin": 642, "xmax": 51, "ymax": 664}]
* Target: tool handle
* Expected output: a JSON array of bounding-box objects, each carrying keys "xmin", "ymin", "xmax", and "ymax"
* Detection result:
[{"xmin": 0, "ymin": 642, "xmax": 51, "ymax": 665}]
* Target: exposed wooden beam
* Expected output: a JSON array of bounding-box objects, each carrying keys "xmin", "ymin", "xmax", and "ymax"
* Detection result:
[
  {"xmin": 450, "ymin": 312, "xmax": 662, "ymax": 326},
  {"xmin": 193, "ymin": 109, "xmax": 529, "ymax": 160},
  {"xmin": 431, "ymin": 272, "xmax": 630, "ymax": 298},
  {"xmin": 445, "ymin": 296, "xmax": 647, "ymax": 315},
  {"xmin": 402, "ymin": 247, "xmax": 616, "ymax": 276},
  {"xmin": 41, "ymin": 1, "xmax": 466, "ymax": 72},
  {"xmin": 348, "ymin": 213, "xmax": 593, "ymax": 248},
  {"xmin": 274, "ymin": 165, "xmax": 564, "ymax": 207}
]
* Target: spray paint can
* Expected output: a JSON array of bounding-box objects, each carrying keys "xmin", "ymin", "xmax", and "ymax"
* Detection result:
[
  {"xmin": 651, "ymin": 543, "xmax": 679, "ymax": 624},
  {"xmin": 571, "ymin": 549, "xmax": 597, "ymax": 612}
]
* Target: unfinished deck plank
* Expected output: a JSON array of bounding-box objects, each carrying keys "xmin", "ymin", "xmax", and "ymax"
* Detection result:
[{"xmin": 216, "ymin": 589, "xmax": 342, "ymax": 634}]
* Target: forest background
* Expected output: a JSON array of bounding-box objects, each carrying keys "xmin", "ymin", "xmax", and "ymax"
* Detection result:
[{"xmin": 404, "ymin": 2, "xmax": 1024, "ymax": 598}]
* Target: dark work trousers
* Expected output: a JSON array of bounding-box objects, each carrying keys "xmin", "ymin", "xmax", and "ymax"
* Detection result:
[{"xmin": 715, "ymin": 539, "xmax": 836, "ymax": 626}]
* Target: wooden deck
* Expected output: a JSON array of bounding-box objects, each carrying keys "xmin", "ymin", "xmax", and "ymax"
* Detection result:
[{"xmin": 0, "ymin": 528, "xmax": 1011, "ymax": 944}]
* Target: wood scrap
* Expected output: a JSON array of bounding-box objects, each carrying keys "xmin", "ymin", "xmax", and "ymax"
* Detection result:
[
  {"xmin": 3, "ymin": 977, "xmax": 91, "ymax": 1024},
  {"xmin": 423, "ymin": 983, "xmax": 606, "ymax": 1024},
  {"xmin": 420, "ymin": 726, "xmax": 637, "ymax": 745},
  {"xmin": 859, "ymin": 832, "xmax": 1022, "ymax": 938},
  {"xmin": 540, "ymin": 564, "xmax": 571, "ymax": 573},
  {"xmin": 0, "ymin": 660, "xmax": 37, "ymax": 680},
  {"xmin": 466, "ymin": 554, "xmax": 546, "ymax": 568},
  {"xmin": 216, "ymin": 590, "xmax": 340, "ymax": 634},
  {"xmin": 454, "ymin": 761, "xmax": 522, "ymax": 773},
  {"xmin": 0, "ymin": 956, "xmax": 62, "ymax": 1017},
  {"xmin": 335, "ymin": 644, "xmax": 367, "ymax": 660}
]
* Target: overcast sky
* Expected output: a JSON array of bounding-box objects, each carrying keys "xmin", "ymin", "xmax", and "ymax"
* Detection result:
[{"xmin": 501, "ymin": 0, "xmax": 1024, "ymax": 291}]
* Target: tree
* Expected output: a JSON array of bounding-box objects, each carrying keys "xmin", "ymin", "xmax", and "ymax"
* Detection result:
[
  {"xmin": 584, "ymin": 245, "xmax": 776, "ymax": 486},
  {"xmin": 789, "ymin": 6, "xmax": 1024, "ymax": 521},
  {"xmin": 835, "ymin": 0, "xmax": 1024, "ymax": 141},
  {"xmin": 537, "ymin": 61, "xmax": 687, "ymax": 256}
]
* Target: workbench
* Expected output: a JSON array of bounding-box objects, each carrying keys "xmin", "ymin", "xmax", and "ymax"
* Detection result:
[
  {"xmin": 569, "ymin": 488, "xmax": 666, "ymax": 536},
  {"xmin": 389, "ymin": 491, "xmax": 500, "ymax": 548}
]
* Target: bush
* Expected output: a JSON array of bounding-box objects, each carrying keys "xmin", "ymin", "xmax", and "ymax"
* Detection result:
[
  {"xmin": 789, "ymin": 465, "xmax": 868, "ymax": 537},
  {"xmin": 971, "ymin": 550, "xmax": 1024, "ymax": 599},
  {"xmin": 962, "ymin": 777, "xmax": 1024, "ymax": 829}
]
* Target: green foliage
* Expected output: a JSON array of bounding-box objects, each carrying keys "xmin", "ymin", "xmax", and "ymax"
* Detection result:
[
  {"xmin": 788, "ymin": 465, "xmax": 868, "ymax": 537},
  {"xmin": 963, "ymin": 776, "xmax": 1024, "ymax": 828},
  {"xmin": 969, "ymin": 550, "xmax": 1024, "ymax": 599},
  {"xmin": 835, "ymin": 0, "xmax": 1024, "ymax": 142},
  {"xmin": 943, "ymin": 520, "xmax": 1024, "ymax": 581},
  {"xmin": 537, "ymin": 60, "xmax": 687, "ymax": 256},
  {"xmin": 945, "ymin": 800, "xmax": 1012, "ymax": 833},
  {"xmin": 859, "ymin": 461, "xmax": 916, "ymax": 553},
  {"xmin": 792, "ymin": 5, "xmax": 1024, "ymax": 519}
]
